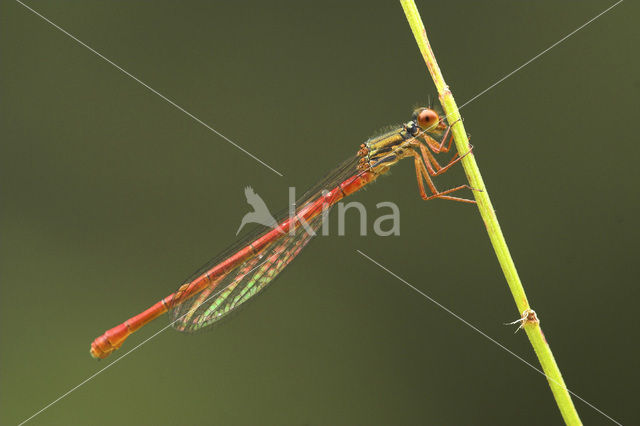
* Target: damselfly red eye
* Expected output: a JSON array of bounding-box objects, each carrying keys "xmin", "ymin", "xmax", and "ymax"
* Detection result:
[{"xmin": 416, "ymin": 108, "xmax": 439, "ymax": 129}]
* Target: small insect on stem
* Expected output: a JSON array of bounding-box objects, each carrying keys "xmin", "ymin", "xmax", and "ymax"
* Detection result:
[{"xmin": 505, "ymin": 309, "xmax": 539, "ymax": 333}]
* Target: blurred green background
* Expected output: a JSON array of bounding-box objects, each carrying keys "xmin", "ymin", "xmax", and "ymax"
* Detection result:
[{"xmin": 1, "ymin": 1, "xmax": 638, "ymax": 425}]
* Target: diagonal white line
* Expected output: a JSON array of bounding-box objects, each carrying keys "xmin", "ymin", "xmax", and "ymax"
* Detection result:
[
  {"xmin": 17, "ymin": 322, "xmax": 174, "ymax": 426},
  {"xmin": 457, "ymin": 0, "xmax": 623, "ymax": 111},
  {"xmin": 356, "ymin": 249, "xmax": 622, "ymax": 425},
  {"xmin": 14, "ymin": 0, "xmax": 284, "ymax": 177},
  {"xmin": 17, "ymin": 259, "xmax": 271, "ymax": 426}
]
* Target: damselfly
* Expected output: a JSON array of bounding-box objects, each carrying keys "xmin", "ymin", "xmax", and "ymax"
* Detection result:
[{"xmin": 90, "ymin": 106, "xmax": 474, "ymax": 359}]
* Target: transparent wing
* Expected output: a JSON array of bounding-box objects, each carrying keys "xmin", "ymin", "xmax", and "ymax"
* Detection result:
[
  {"xmin": 169, "ymin": 154, "xmax": 360, "ymax": 333},
  {"xmin": 171, "ymin": 213, "xmax": 324, "ymax": 333}
]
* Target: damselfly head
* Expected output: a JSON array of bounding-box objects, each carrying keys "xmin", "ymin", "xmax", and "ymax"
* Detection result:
[{"xmin": 412, "ymin": 107, "xmax": 445, "ymax": 132}]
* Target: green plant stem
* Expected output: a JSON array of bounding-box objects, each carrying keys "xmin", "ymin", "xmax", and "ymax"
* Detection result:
[{"xmin": 400, "ymin": 1, "xmax": 581, "ymax": 424}]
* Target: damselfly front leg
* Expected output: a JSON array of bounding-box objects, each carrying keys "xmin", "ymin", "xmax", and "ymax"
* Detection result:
[
  {"xmin": 423, "ymin": 120, "xmax": 457, "ymax": 154},
  {"xmin": 413, "ymin": 112, "xmax": 469, "ymax": 174}
]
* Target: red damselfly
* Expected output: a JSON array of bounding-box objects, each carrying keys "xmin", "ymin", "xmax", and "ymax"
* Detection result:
[{"xmin": 90, "ymin": 106, "xmax": 474, "ymax": 359}]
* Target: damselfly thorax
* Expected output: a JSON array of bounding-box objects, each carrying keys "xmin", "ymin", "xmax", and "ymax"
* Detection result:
[
  {"xmin": 358, "ymin": 107, "xmax": 448, "ymax": 173},
  {"xmin": 356, "ymin": 107, "xmax": 473, "ymax": 203}
]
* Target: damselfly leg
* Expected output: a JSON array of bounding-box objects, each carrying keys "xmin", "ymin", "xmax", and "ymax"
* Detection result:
[{"xmin": 410, "ymin": 120, "xmax": 477, "ymax": 204}]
